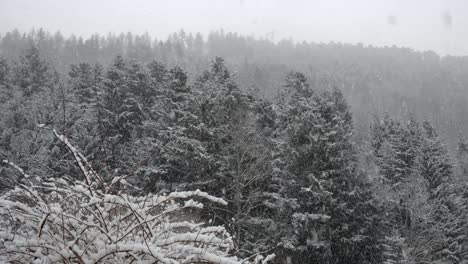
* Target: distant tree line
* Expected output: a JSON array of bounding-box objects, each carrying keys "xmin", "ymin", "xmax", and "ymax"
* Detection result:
[{"xmin": 2, "ymin": 29, "xmax": 468, "ymax": 145}]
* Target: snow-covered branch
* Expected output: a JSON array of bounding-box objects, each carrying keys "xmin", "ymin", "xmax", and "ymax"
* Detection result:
[
  {"xmin": 1, "ymin": 160, "xmax": 30, "ymax": 179},
  {"xmin": 0, "ymin": 129, "xmax": 273, "ymax": 263},
  {"xmin": 0, "ymin": 171, "xmax": 243, "ymax": 263}
]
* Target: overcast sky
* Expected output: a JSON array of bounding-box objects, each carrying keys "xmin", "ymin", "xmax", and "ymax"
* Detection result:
[{"xmin": 0, "ymin": 0, "xmax": 467, "ymax": 56}]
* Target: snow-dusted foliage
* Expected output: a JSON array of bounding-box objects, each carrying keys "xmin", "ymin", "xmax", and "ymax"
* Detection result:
[{"xmin": 0, "ymin": 129, "xmax": 259, "ymax": 264}]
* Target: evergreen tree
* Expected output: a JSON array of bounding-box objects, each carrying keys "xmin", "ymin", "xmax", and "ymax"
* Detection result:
[
  {"xmin": 272, "ymin": 73, "xmax": 384, "ymax": 263},
  {"xmin": 418, "ymin": 121, "xmax": 452, "ymax": 198},
  {"xmin": 69, "ymin": 62, "xmax": 103, "ymax": 105},
  {"xmin": 88, "ymin": 56, "xmax": 144, "ymax": 179},
  {"xmin": 456, "ymin": 133, "xmax": 468, "ymax": 180},
  {"xmin": 0, "ymin": 57, "xmax": 12, "ymax": 103},
  {"xmin": 0, "ymin": 57, "xmax": 8, "ymax": 86},
  {"xmin": 13, "ymin": 46, "xmax": 54, "ymax": 96},
  {"xmin": 372, "ymin": 117, "xmax": 467, "ymax": 263},
  {"xmin": 191, "ymin": 58, "xmax": 277, "ymax": 258},
  {"xmin": 135, "ymin": 61, "xmax": 211, "ymax": 193}
]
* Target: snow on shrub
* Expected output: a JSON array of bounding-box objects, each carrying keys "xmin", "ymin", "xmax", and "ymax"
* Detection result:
[{"xmin": 0, "ymin": 128, "xmax": 273, "ymax": 263}]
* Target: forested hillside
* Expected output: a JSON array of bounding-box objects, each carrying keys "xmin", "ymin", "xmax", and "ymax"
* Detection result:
[
  {"xmin": 1, "ymin": 30, "xmax": 468, "ymax": 263},
  {"xmin": 2, "ymin": 29, "xmax": 468, "ymax": 144}
]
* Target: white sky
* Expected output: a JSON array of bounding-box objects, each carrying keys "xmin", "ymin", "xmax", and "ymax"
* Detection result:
[{"xmin": 0, "ymin": 0, "xmax": 467, "ymax": 55}]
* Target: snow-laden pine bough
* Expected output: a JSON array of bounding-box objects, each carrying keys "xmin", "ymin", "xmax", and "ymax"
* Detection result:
[{"xmin": 0, "ymin": 127, "xmax": 274, "ymax": 264}]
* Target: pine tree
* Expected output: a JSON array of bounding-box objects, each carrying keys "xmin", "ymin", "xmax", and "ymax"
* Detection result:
[
  {"xmin": 69, "ymin": 62, "xmax": 103, "ymax": 105},
  {"xmin": 373, "ymin": 116, "xmax": 422, "ymax": 186},
  {"xmin": 417, "ymin": 121, "xmax": 466, "ymax": 262},
  {"xmin": 95, "ymin": 56, "xmax": 143, "ymax": 141},
  {"xmin": 193, "ymin": 58, "xmax": 275, "ymax": 257},
  {"xmin": 272, "ymin": 73, "xmax": 385, "ymax": 263},
  {"xmin": 13, "ymin": 46, "xmax": 54, "ymax": 96},
  {"xmin": 418, "ymin": 121, "xmax": 452, "ymax": 198},
  {"xmin": 372, "ymin": 117, "xmax": 467, "ymax": 263},
  {"xmin": 85, "ymin": 56, "xmax": 145, "ymax": 180},
  {"xmin": 0, "ymin": 57, "xmax": 12, "ymax": 105},
  {"xmin": 135, "ymin": 62, "xmax": 211, "ymax": 193},
  {"xmin": 456, "ymin": 133, "xmax": 468, "ymax": 180},
  {"xmin": 0, "ymin": 57, "xmax": 8, "ymax": 86}
]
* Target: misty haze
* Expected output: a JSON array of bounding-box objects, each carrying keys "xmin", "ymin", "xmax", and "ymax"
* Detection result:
[{"xmin": 1, "ymin": 1, "xmax": 468, "ymax": 263}]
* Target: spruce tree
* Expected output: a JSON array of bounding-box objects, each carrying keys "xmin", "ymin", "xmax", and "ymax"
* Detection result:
[
  {"xmin": 135, "ymin": 61, "xmax": 211, "ymax": 193},
  {"xmin": 372, "ymin": 117, "xmax": 467, "ymax": 263},
  {"xmin": 194, "ymin": 58, "xmax": 272, "ymax": 255},
  {"xmin": 69, "ymin": 62, "xmax": 103, "ymax": 105},
  {"xmin": 273, "ymin": 73, "xmax": 384, "ymax": 263},
  {"xmin": 13, "ymin": 46, "xmax": 53, "ymax": 97}
]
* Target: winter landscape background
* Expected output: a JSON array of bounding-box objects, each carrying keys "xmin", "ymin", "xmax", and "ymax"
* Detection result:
[{"xmin": 1, "ymin": 0, "xmax": 468, "ymax": 263}]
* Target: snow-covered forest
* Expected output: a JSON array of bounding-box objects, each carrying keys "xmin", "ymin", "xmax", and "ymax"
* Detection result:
[{"xmin": 1, "ymin": 29, "xmax": 468, "ymax": 263}]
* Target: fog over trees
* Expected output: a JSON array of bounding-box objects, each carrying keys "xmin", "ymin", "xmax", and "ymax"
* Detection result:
[{"xmin": 1, "ymin": 28, "xmax": 468, "ymax": 263}]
